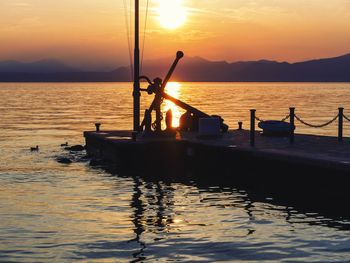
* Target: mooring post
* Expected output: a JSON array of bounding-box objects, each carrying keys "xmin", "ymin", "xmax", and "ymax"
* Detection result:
[
  {"xmin": 338, "ymin": 107, "xmax": 344, "ymax": 142},
  {"xmin": 95, "ymin": 123, "xmax": 101, "ymax": 132},
  {"xmin": 289, "ymin": 107, "xmax": 295, "ymax": 144},
  {"xmin": 238, "ymin": 121, "xmax": 243, "ymax": 130},
  {"xmin": 250, "ymin": 110, "xmax": 256, "ymax": 147}
]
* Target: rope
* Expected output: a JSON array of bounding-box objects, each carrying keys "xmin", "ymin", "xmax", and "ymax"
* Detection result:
[
  {"xmin": 123, "ymin": 0, "xmax": 134, "ymax": 79},
  {"xmin": 344, "ymin": 114, "xmax": 350, "ymax": 122},
  {"xmin": 140, "ymin": 0, "xmax": 150, "ymax": 73},
  {"xmin": 295, "ymin": 114, "xmax": 339, "ymax": 128}
]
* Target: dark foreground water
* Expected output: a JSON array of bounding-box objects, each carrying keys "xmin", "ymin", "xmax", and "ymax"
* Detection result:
[{"xmin": 1, "ymin": 82, "xmax": 350, "ymax": 262}]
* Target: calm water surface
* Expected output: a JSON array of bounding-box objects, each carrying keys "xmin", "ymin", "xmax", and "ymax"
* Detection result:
[{"xmin": 1, "ymin": 82, "xmax": 350, "ymax": 262}]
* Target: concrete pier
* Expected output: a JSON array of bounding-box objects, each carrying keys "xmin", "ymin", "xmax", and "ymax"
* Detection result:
[
  {"xmin": 84, "ymin": 129, "xmax": 350, "ymax": 215},
  {"xmin": 84, "ymin": 129, "xmax": 350, "ymax": 173},
  {"xmin": 83, "ymin": 129, "xmax": 350, "ymax": 218},
  {"xmin": 84, "ymin": 129, "xmax": 350, "ymax": 206}
]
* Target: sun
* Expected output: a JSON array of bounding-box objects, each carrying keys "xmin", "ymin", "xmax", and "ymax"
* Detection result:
[{"xmin": 157, "ymin": 0, "xmax": 187, "ymax": 29}]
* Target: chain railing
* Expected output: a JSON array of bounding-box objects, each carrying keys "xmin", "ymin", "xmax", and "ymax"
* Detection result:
[
  {"xmin": 248, "ymin": 107, "xmax": 349, "ymax": 147},
  {"xmin": 344, "ymin": 114, "xmax": 350, "ymax": 122},
  {"xmin": 294, "ymin": 114, "xmax": 339, "ymax": 128},
  {"xmin": 280, "ymin": 114, "xmax": 290, "ymax": 122},
  {"xmin": 254, "ymin": 113, "xmax": 290, "ymax": 123},
  {"xmin": 254, "ymin": 115, "xmax": 264, "ymax": 122}
]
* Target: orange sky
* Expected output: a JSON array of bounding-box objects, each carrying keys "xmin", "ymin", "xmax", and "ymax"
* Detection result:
[{"xmin": 1, "ymin": 0, "xmax": 350, "ymax": 70}]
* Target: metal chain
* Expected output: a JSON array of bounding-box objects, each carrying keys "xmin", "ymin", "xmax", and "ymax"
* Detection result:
[
  {"xmin": 255, "ymin": 114, "xmax": 290, "ymax": 122},
  {"xmin": 295, "ymin": 114, "xmax": 339, "ymax": 128},
  {"xmin": 343, "ymin": 114, "xmax": 350, "ymax": 122},
  {"xmin": 280, "ymin": 114, "xmax": 290, "ymax": 122},
  {"xmin": 255, "ymin": 111, "xmax": 340, "ymax": 128},
  {"xmin": 254, "ymin": 116, "xmax": 264, "ymax": 122}
]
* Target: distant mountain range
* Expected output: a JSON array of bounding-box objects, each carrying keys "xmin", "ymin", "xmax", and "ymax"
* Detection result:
[
  {"xmin": 0, "ymin": 59, "xmax": 78, "ymax": 73},
  {"xmin": 1, "ymin": 54, "xmax": 350, "ymax": 82}
]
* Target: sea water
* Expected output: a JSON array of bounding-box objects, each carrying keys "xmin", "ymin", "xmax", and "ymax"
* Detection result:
[{"xmin": 1, "ymin": 82, "xmax": 350, "ymax": 262}]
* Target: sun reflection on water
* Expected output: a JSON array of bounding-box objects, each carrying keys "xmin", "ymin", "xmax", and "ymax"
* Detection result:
[{"xmin": 163, "ymin": 82, "xmax": 184, "ymax": 127}]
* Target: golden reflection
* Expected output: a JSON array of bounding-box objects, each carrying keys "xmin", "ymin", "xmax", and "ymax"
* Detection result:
[
  {"xmin": 163, "ymin": 82, "xmax": 183, "ymax": 127},
  {"xmin": 172, "ymin": 218, "xmax": 183, "ymax": 224}
]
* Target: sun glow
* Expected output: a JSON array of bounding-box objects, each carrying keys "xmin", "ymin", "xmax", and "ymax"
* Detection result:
[
  {"xmin": 157, "ymin": 0, "xmax": 187, "ymax": 29},
  {"xmin": 163, "ymin": 82, "xmax": 183, "ymax": 127}
]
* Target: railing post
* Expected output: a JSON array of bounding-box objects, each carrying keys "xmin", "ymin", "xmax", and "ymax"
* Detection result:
[
  {"xmin": 338, "ymin": 107, "xmax": 344, "ymax": 142},
  {"xmin": 238, "ymin": 121, "xmax": 243, "ymax": 130},
  {"xmin": 289, "ymin": 107, "xmax": 295, "ymax": 144},
  {"xmin": 250, "ymin": 109, "xmax": 256, "ymax": 147}
]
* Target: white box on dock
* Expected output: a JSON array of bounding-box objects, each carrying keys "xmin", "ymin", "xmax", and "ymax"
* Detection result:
[{"xmin": 199, "ymin": 117, "xmax": 221, "ymax": 137}]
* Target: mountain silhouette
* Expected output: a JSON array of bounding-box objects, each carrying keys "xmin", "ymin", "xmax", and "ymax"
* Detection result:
[
  {"xmin": 0, "ymin": 59, "xmax": 78, "ymax": 73},
  {"xmin": 0, "ymin": 54, "xmax": 350, "ymax": 82}
]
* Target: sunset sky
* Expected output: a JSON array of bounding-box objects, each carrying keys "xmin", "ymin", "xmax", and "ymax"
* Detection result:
[{"xmin": 1, "ymin": 0, "xmax": 350, "ymax": 70}]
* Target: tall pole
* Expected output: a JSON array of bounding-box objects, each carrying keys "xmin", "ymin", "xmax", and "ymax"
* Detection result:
[{"xmin": 133, "ymin": 0, "xmax": 140, "ymax": 132}]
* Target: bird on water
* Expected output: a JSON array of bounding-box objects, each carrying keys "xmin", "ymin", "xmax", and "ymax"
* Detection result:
[{"xmin": 30, "ymin": 146, "xmax": 39, "ymax": 152}]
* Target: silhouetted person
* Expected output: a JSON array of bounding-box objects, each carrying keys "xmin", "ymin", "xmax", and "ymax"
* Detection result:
[{"xmin": 165, "ymin": 109, "xmax": 173, "ymax": 130}]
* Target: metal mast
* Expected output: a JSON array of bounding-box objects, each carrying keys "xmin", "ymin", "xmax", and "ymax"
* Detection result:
[{"xmin": 133, "ymin": 0, "xmax": 140, "ymax": 132}]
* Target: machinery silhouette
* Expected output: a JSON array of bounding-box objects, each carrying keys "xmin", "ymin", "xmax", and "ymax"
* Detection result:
[{"xmin": 139, "ymin": 51, "xmax": 228, "ymax": 136}]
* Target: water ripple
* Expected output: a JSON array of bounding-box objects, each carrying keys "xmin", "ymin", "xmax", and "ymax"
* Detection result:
[{"xmin": 1, "ymin": 83, "xmax": 350, "ymax": 262}]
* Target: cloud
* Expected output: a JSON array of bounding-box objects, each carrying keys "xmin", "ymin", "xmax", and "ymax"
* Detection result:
[
  {"xmin": 10, "ymin": 2, "xmax": 30, "ymax": 7},
  {"xmin": 0, "ymin": 17, "xmax": 42, "ymax": 33},
  {"xmin": 186, "ymin": 1, "xmax": 287, "ymax": 25},
  {"xmin": 344, "ymin": 0, "xmax": 350, "ymax": 9}
]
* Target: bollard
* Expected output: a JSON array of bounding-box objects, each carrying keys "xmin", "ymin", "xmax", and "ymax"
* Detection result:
[
  {"xmin": 338, "ymin": 107, "xmax": 344, "ymax": 142},
  {"xmin": 95, "ymin": 123, "xmax": 101, "ymax": 132},
  {"xmin": 238, "ymin": 121, "xmax": 243, "ymax": 130},
  {"xmin": 250, "ymin": 110, "xmax": 256, "ymax": 147},
  {"xmin": 289, "ymin": 107, "xmax": 295, "ymax": 144},
  {"xmin": 132, "ymin": 131, "xmax": 137, "ymax": 142}
]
